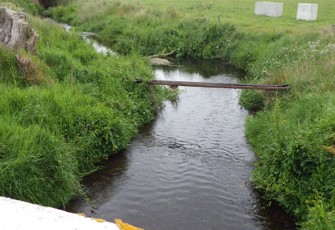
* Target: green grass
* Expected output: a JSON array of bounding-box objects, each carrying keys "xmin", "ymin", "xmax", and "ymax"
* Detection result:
[
  {"xmin": 1, "ymin": 0, "xmax": 42, "ymax": 14},
  {"xmin": 2, "ymin": 0, "xmax": 335, "ymax": 228},
  {"xmin": 0, "ymin": 1, "xmax": 167, "ymax": 207},
  {"xmin": 56, "ymin": 0, "xmax": 335, "ymax": 34},
  {"xmin": 135, "ymin": 0, "xmax": 335, "ymax": 34},
  {"xmin": 0, "ymin": 115, "xmax": 80, "ymax": 207}
]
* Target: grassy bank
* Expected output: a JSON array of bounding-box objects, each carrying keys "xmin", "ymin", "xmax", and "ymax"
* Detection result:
[
  {"xmin": 2, "ymin": 0, "xmax": 335, "ymax": 228},
  {"xmin": 0, "ymin": 0, "xmax": 167, "ymax": 207}
]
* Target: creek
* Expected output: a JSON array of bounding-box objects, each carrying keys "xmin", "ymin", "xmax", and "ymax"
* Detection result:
[{"xmin": 65, "ymin": 56, "xmax": 296, "ymax": 229}]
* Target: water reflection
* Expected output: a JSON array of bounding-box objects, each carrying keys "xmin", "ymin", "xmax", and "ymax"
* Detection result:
[
  {"xmin": 66, "ymin": 60, "xmax": 295, "ymax": 230},
  {"xmin": 171, "ymin": 58, "xmax": 245, "ymax": 78}
]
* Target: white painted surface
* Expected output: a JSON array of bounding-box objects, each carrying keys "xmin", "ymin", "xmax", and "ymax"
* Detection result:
[
  {"xmin": 0, "ymin": 197, "xmax": 120, "ymax": 230},
  {"xmin": 254, "ymin": 2, "xmax": 266, "ymax": 15},
  {"xmin": 297, "ymin": 3, "xmax": 318, "ymax": 21},
  {"xmin": 255, "ymin": 2, "xmax": 283, "ymax": 18}
]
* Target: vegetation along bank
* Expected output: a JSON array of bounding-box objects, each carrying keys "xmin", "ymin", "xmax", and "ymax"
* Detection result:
[
  {"xmin": 0, "ymin": 0, "xmax": 171, "ymax": 208},
  {"xmin": 3, "ymin": 0, "xmax": 335, "ymax": 229}
]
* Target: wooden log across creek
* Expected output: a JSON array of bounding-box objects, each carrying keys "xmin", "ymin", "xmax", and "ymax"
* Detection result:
[{"xmin": 136, "ymin": 79, "xmax": 289, "ymax": 91}]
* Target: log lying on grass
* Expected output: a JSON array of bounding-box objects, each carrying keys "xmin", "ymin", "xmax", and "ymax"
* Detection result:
[{"xmin": 0, "ymin": 7, "xmax": 38, "ymax": 52}]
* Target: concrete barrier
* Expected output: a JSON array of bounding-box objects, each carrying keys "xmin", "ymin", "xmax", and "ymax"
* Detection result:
[
  {"xmin": 255, "ymin": 2, "xmax": 283, "ymax": 18},
  {"xmin": 297, "ymin": 3, "xmax": 318, "ymax": 21},
  {"xmin": 0, "ymin": 197, "xmax": 120, "ymax": 230}
]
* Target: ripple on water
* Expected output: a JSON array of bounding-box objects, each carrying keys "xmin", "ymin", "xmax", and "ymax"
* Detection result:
[{"xmin": 66, "ymin": 62, "xmax": 296, "ymax": 230}]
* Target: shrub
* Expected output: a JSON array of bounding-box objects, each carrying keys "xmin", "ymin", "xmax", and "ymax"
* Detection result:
[
  {"xmin": 302, "ymin": 199, "xmax": 335, "ymax": 230},
  {"xmin": 239, "ymin": 89, "xmax": 265, "ymax": 111},
  {"xmin": 247, "ymin": 95, "xmax": 335, "ymax": 220}
]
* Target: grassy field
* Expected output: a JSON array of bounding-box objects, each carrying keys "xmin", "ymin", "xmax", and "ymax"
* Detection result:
[
  {"xmin": 2, "ymin": 0, "xmax": 335, "ymax": 228},
  {"xmin": 71, "ymin": 0, "xmax": 335, "ymax": 34}
]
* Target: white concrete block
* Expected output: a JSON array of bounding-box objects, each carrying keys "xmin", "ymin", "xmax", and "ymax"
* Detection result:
[
  {"xmin": 255, "ymin": 2, "xmax": 266, "ymax": 15},
  {"xmin": 255, "ymin": 2, "xmax": 283, "ymax": 18},
  {"xmin": 0, "ymin": 197, "xmax": 120, "ymax": 230},
  {"xmin": 297, "ymin": 3, "xmax": 318, "ymax": 21},
  {"xmin": 266, "ymin": 2, "xmax": 284, "ymax": 17}
]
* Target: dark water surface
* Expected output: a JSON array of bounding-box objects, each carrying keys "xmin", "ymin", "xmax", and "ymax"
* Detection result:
[{"xmin": 67, "ymin": 60, "xmax": 296, "ymax": 230}]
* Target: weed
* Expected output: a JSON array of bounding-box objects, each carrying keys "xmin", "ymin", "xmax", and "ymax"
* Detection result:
[{"xmin": 239, "ymin": 90, "xmax": 265, "ymax": 111}]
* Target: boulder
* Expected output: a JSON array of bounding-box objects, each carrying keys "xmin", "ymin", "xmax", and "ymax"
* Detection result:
[{"xmin": 149, "ymin": 57, "xmax": 173, "ymax": 66}]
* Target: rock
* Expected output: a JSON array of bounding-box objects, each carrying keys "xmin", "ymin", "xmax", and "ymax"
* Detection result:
[
  {"xmin": 0, "ymin": 7, "xmax": 38, "ymax": 52},
  {"xmin": 149, "ymin": 57, "xmax": 173, "ymax": 66}
]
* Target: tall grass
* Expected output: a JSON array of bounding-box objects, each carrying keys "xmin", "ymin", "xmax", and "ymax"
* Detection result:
[
  {"xmin": 0, "ymin": 46, "xmax": 22, "ymax": 84},
  {"xmin": 1, "ymin": 0, "xmax": 42, "ymax": 14},
  {"xmin": 0, "ymin": 115, "xmax": 80, "ymax": 207},
  {"xmin": 0, "ymin": 2, "xmax": 166, "ymax": 207}
]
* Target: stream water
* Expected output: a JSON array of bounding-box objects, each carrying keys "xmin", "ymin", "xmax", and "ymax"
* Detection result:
[{"xmin": 66, "ymin": 59, "xmax": 296, "ymax": 230}]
